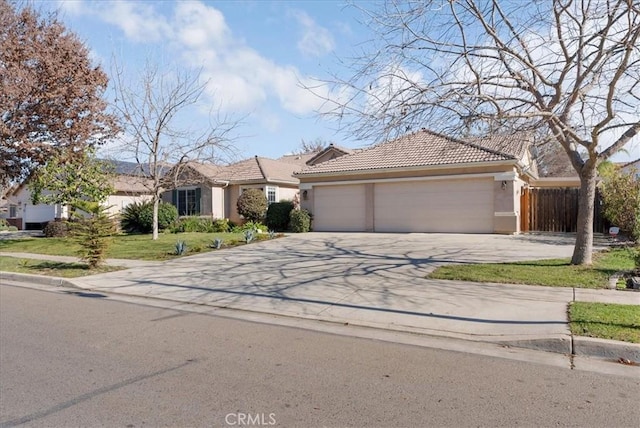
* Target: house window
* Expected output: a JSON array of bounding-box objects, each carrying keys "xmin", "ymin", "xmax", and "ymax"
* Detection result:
[
  {"xmin": 266, "ymin": 186, "xmax": 277, "ymax": 204},
  {"xmin": 175, "ymin": 188, "xmax": 201, "ymax": 216},
  {"xmin": 9, "ymin": 205, "xmax": 17, "ymax": 218}
]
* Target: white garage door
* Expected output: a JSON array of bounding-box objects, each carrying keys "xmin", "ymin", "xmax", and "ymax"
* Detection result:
[
  {"xmin": 24, "ymin": 204, "xmax": 55, "ymax": 223},
  {"xmin": 374, "ymin": 179, "xmax": 494, "ymax": 233},
  {"xmin": 314, "ymin": 185, "xmax": 366, "ymax": 232}
]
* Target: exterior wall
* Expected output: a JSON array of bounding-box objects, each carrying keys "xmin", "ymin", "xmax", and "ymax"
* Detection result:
[
  {"xmin": 105, "ymin": 193, "xmax": 152, "ymax": 217},
  {"xmin": 278, "ymin": 186, "xmax": 299, "ymax": 202},
  {"xmin": 226, "ymin": 185, "xmax": 243, "ymax": 223},
  {"xmin": 493, "ymin": 172, "xmax": 520, "ymax": 234}
]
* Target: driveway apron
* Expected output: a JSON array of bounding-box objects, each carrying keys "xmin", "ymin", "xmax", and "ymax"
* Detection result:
[{"xmin": 75, "ymin": 233, "xmax": 584, "ymax": 345}]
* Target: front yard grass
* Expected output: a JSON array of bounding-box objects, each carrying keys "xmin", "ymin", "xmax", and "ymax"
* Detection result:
[
  {"xmin": 428, "ymin": 247, "xmax": 637, "ymax": 288},
  {"xmin": 0, "ymin": 256, "xmax": 123, "ymax": 278},
  {"xmin": 569, "ymin": 302, "xmax": 640, "ymax": 343},
  {"xmin": 0, "ymin": 232, "xmax": 270, "ymax": 261}
]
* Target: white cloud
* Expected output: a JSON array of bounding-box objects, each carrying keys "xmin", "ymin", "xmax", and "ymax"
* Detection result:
[
  {"xmin": 98, "ymin": 1, "xmax": 172, "ymax": 43},
  {"xmin": 292, "ymin": 10, "xmax": 335, "ymax": 57},
  {"xmin": 70, "ymin": 1, "xmax": 338, "ymax": 117},
  {"xmin": 174, "ymin": 1, "xmax": 229, "ymax": 48}
]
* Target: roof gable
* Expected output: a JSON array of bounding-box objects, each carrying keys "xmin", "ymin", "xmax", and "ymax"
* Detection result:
[{"xmin": 305, "ymin": 144, "xmax": 353, "ymax": 166}]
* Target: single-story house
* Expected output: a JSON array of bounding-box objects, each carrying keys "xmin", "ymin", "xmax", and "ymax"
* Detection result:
[
  {"xmin": 295, "ymin": 129, "xmax": 541, "ymax": 234},
  {"xmin": 165, "ymin": 147, "xmax": 351, "ymax": 223},
  {"xmin": 0, "ymin": 160, "xmax": 154, "ymax": 230}
]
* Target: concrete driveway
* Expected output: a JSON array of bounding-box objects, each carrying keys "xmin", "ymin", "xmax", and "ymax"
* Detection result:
[{"xmin": 72, "ymin": 233, "xmax": 600, "ymax": 351}]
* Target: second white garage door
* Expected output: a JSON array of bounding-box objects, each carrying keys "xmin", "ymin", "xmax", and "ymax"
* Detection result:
[
  {"xmin": 374, "ymin": 178, "xmax": 494, "ymax": 233},
  {"xmin": 314, "ymin": 184, "xmax": 366, "ymax": 232}
]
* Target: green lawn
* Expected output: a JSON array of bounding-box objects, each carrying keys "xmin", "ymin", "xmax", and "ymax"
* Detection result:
[
  {"xmin": 0, "ymin": 232, "xmax": 273, "ymax": 261},
  {"xmin": 428, "ymin": 247, "xmax": 637, "ymax": 288},
  {"xmin": 0, "ymin": 256, "xmax": 123, "ymax": 278},
  {"xmin": 569, "ymin": 302, "xmax": 640, "ymax": 343}
]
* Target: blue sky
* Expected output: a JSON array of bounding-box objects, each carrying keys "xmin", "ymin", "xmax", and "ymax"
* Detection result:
[
  {"xmin": 50, "ymin": 0, "xmax": 367, "ymax": 161},
  {"xmin": 42, "ymin": 1, "xmax": 639, "ymax": 163}
]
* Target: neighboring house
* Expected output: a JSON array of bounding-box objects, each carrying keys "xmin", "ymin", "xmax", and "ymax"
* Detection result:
[
  {"xmin": 0, "ymin": 184, "xmax": 68, "ymax": 230},
  {"xmin": 0, "ymin": 160, "xmax": 154, "ymax": 230},
  {"xmin": 164, "ymin": 148, "xmax": 352, "ymax": 223},
  {"xmin": 165, "ymin": 156, "xmax": 307, "ymax": 223},
  {"xmin": 295, "ymin": 129, "xmax": 540, "ymax": 234}
]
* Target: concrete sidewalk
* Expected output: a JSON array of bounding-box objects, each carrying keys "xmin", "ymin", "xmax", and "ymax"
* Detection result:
[{"xmin": 2, "ymin": 233, "xmax": 638, "ymax": 361}]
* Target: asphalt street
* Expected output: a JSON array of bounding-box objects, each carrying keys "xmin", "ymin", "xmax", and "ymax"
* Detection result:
[{"xmin": 1, "ymin": 284, "xmax": 638, "ymax": 428}]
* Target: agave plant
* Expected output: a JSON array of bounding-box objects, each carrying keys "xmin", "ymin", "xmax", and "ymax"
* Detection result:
[
  {"xmin": 211, "ymin": 237, "xmax": 224, "ymax": 249},
  {"xmin": 174, "ymin": 240, "xmax": 187, "ymax": 255},
  {"xmin": 243, "ymin": 229, "xmax": 255, "ymax": 244}
]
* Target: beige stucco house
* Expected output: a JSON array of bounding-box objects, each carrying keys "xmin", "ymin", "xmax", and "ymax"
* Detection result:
[
  {"xmin": 295, "ymin": 130, "xmax": 540, "ymax": 234},
  {"xmin": 165, "ymin": 146, "xmax": 353, "ymax": 223}
]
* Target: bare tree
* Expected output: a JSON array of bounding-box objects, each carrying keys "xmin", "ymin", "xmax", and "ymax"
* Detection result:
[
  {"xmin": 0, "ymin": 1, "xmax": 117, "ymax": 183},
  {"xmin": 321, "ymin": 0, "xmax": 640, "ymax": 265},
  {"xmin": 112, "ymin": 63, "xmax": 238, "ymax": 240},
  {"xmin": 294, "ymin": 137, "xmax": 330, "ymax": 154}
]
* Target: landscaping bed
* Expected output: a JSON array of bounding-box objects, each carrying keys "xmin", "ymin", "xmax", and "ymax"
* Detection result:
[
  {"xmin": 569, "ymin": 302, "xmax": 640, "ymax": 343},
  {"xmin": 428, "ymin": 247, "xmax": 637, "ymax": 289},
  {"xmin": 0, "ymin": 231, "xmax": 278, "ymax": 261}
]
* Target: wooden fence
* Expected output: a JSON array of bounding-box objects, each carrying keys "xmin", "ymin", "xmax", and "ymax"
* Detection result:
[{"xmin": 520, "ymin": 188, "xmax": 607, "ymax": 233}]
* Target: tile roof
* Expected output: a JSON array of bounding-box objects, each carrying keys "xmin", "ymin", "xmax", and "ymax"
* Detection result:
[
  {"xmin": 111, "ymin": 175, "xmax": 153, "ymax": 194},
  {"xmin": 278, "ymin": 152, "xmax": 318, "ymax": 166},
  {"xmin": 466, "ymin": 133, "xmax": 533, "ymax": 160},
  {"xmin": 295, "ymin": 130, "xmax": 518, "ymax": 176},
  {"xmin": 305, "ymin": 144, "xmax": 354, "ymax": 165},
  {"xmin": 186, "ymin": 156, "xmax": 298, "ymax": 184}
]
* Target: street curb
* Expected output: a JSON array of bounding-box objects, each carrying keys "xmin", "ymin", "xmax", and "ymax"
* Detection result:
[
  {"xmin": 0, "ymin": 271, "xmax": 78, "ymax": 288},
  {"xmin": 573, "ymin": 336, "xmax": 640, "ymax": 363},
  {"xmin": 2, "ymin": 271, "xmax": 638, "ymax": 364},
  {"xmin": 496, "ymin": 337, "xmax": 572, "ymax": 355}
]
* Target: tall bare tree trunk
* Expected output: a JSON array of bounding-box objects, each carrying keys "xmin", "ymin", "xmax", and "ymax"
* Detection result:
[
  {"xmin": 152, "ymin": 194, "xmax": 160, "ymax": 241},
  {"xmin": 571, "ymin": 166, "xmax": 597, "ymax": 265}
]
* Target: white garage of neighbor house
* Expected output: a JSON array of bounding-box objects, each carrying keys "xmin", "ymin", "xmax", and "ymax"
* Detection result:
[{"xmin": 295, "ymin": 130, "xmax": 538, "ymax": 234}]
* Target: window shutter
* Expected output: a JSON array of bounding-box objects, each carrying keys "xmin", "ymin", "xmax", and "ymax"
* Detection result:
[
  {"xmin": 195, "ymin": 187, "xmax": 201, "ymax": 215},
  {"xmin": 172, "ymin": 189, "xmax": 177, "ymax": 206}
]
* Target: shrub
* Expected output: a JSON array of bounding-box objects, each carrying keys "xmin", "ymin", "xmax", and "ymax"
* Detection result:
[
  {"xmin": 212, "ymin": 218, "xmax": 230, "ymax": 233},
  {"xmin": 7, "ymin": 225, "xmax": 18, "ymax": 232},
  {"xmin": 266, "ymin": 201, "xmax": 294, "ymax": 231},
  {"xmin": 121, "ymin": 201, "xmax": 178, "ymax": 233},
  {"xmin": 169, "ymin": 217, "xmax": 231, "ymax": 233},
  {"xmin": 289, "ymin": 209, "xmax": 311, "ymax": 233},
  {"xmin": 231, "ymin": 221, "xmax": 266, "ymax": 233},
  {"xmin": 599, "ymin": 165, "xmax": 640, "ymax": 241},
  {"xmin": 43, "ymin": 219, "xmax": 70, "ymax": 237},
  {"xmin": 71, "ymin": 202, "xmax": 116, "ymax": 269},
  {"xmin": 236, "ymin": 189, "xmax": 267, "ymax": 222}
]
